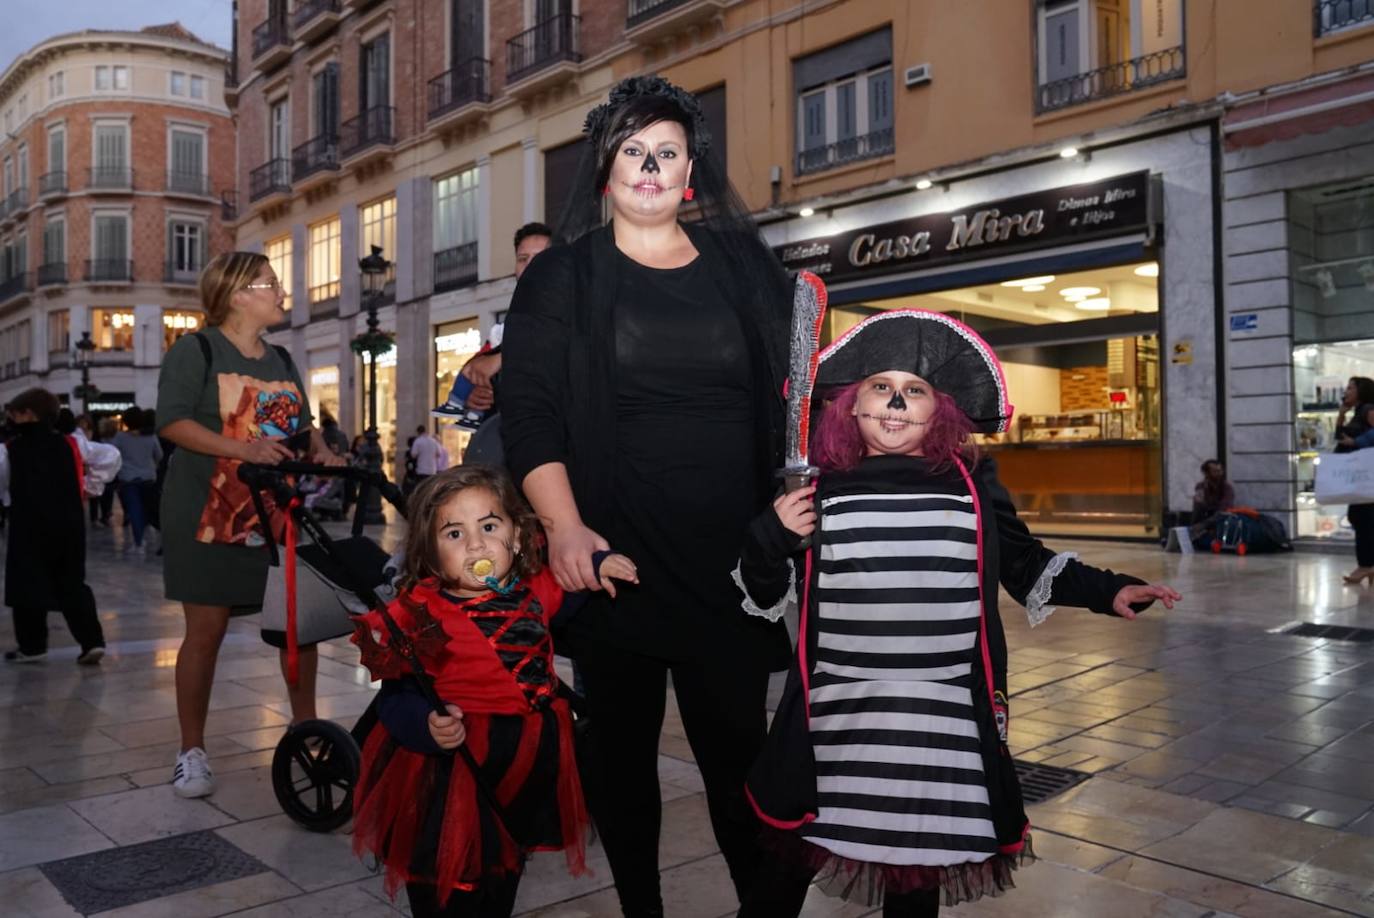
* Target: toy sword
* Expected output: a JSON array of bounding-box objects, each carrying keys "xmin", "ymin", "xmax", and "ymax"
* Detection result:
[{"xmin": 779, "ymin": 271, "xmax": 828, "ymax": 516}]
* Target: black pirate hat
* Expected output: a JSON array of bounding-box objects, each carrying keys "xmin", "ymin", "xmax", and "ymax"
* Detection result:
[{"xmin": 815, "ymin": 309, "xmax": 1014, "ymax": 434}]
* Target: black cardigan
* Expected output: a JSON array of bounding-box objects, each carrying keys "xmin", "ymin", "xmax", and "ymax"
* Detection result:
[{"xmin": 502, "ymin": 222, "xmax": 793, "ymax": 536}]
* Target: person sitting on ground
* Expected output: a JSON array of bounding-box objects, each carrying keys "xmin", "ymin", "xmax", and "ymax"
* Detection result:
[{"xmin": 1189, "ymin": 459, "xmax": 1236, "ymax": 546}]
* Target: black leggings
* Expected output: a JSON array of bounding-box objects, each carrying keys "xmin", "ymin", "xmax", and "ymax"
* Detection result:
[
  {"xmin": 1349, "ymin": 503, "xmax": 1374, "ymax": 567},
  {"xmin": 577, "ymin": 642, "xmax": 773, "ymax": 916},
  {"xmin": 405, "ymin": 874, "xmax": 521, "ymax": 918},
  {"xmin": 739, "ymin": 848, "xmax": 940, "ymax": 918}
]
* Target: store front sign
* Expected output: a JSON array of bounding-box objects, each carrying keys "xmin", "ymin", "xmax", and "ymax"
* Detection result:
[{"xmin": 776, "ymin": 171, "xmax": 1151, "ymax": 283}]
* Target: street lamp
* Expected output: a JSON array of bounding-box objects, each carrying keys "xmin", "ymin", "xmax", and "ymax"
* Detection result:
[
  {"xmin": 357, "ymin": 245, "xmax": 392, "ymax": 524},
  {"xmin": 74, "ymin": 331, "xmax": 98, "ymax": 414}
]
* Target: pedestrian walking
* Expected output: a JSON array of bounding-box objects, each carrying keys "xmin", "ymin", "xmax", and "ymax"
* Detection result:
[
  {"xmin": 1335, "ymin": 376, "xmax": 1374, "ymax": 585},
  {"xmin": 502, "ymin": 76, "xmax": 794, "ymax": 916},
  {"xmin": 156, "ymin": 251, "xmax": 341, "ymax": 798},
  {"xmin": 350, "ymin": 466, "xmax": 636, "ymax": 916},
  {"xmin": 735, "ymin": 311, "xmax": 1180, "ymax": 917},
  {"xmin": 407, "ymin": 425, "xmax": 448, "ymax": 488},
  {"xmin": 112, "ymin": 406, "xmax": 163, "ymax": 558},
  {"xmin": 1, "ymin": 388, "xmax": 112, "ymax": 665}
]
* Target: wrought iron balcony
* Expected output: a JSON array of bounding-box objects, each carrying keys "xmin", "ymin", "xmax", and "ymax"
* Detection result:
[
  {"xmin": 507, "ymin": 13, "xmax": 581, "ymax": 90},
  {"xmin": 0, "ymin": 272, "xmax": 31, "ymax": 303},
  {"xmin": 36, "ymin": 262, "xmax": 67, "ymax": 287},
  {"xmin": 88, "ymin": 167, "xmax": 133, "ymax": 191},
  {"xmin": 340, "ymin": 105, "xmax": 395, "ymax": 161},
  {"xmin": 3, "ymin": 187, "xmax": 27, "ymax": 218},
  {"xmin": 252, "ymin": 17, "xmax": 292, "ymax": 68},
  {"xmin": 293, "ymin": 0, "xmax": 342, "ymax": 43},
  {"xmin": 1316, "ymin": 0, "xmax": 1374, "ymax": 34},
  {"xmin": 292, "ymin": 133, "xmax": 340, "ymax": 184},
  {"xmin": 434, "ymin": 242, "xmax": 478, "ymax": 292},
  {"xmin": 166, "ymin": 170, "xmax": 211, "ymax": 197},
  {"xmin": 38, "ymin": 171, "xmax": 67, "ymax": 199},
  {"xmin": 85, "ymin": 259, "xmax": 133, "ymax": 283},
  {"xmin": 1037, "ymin": 46, "xmax": 1186, "ymax": 113},
  {"xmin": 796, "ymin": 127, "xmax": 895, "ymax": 176},
  {"xmin": 250, "ymin": 158, "xmax": 292, "ymax": 202},
  {"xmin": 428, "ymin": 58, "xmax": 492, "ymax": 124},
  {"xmin": 626, "ymin": 0, "xmax": 728, "ymax": 41}
]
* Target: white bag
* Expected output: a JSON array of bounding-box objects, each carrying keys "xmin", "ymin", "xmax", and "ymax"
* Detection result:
[
  {"xmin": 260, "ymin": 538, "xmax": 393, "ymax": 646},
  {"xmin": 1314, "ymin": 449, "xmax": 1374, "ymax": 506}
]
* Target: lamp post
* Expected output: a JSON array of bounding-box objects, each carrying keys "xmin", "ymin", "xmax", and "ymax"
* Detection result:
[
  {"xmin": 74, "ymin": 331, "xmax": 98, "ymax": 414},
  {"xmin": 358, "ymin": 245, "xmax": 392, "ymax": 525}
]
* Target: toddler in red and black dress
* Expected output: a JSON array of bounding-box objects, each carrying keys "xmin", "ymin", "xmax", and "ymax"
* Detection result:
[{"xmin": 350, "ymin": 465, "xmax": 637, "ymax": 917}]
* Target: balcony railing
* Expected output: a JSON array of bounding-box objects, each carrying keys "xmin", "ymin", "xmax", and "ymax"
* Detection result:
[
  {"xmin": 252, "ymin": 17, "xmax": 291, "ymax": 61},
  {"xmin": 165, "ymin": 261, "xmax": 202, "ymax": 284},
  {"xmin": 434, "ymin": 243, "xmax": 479, "ymax": 292},
  {"xmin": 3, "ymin": 187, "xmax": 27, "ymax": 217},
  {"xmin": 293, "ymin": 0, "xmax": 341, "ymax": 29},
  {"xmin": 88, "ymin": 166, "xmax": 133, "ymax": 190},
  {"xmin": 0, "ymin": 272, "xmax": 31, "ymax": 303},
  {"xmin": 167, "ymin": 170, "xmax": 211, "ymax": 197},
  {"xmin": 428, "ymin": 58, "xmax": 492, "ymax": 121},
  {"xmin": 36, "ymin": 262, "xmax": 67, "ymax": 286},
  {"xmin": 1316, "ymin": 0, "xmax": 1374, "ymax": 34},
  {"xmin": 250, "ymin": 158, "xmax": 292, "ymax": 202},
  {"xmin": 38, "ymin": 171, "xmax": 67, "ymax": 198},
  {"xmin": 796, "ymin": 127, "xmax": 895, "ymax": 176},
  {"xmin": 1037, "ymin": 46, "xmax": 1186, "ymax": 113},
  {"xmin": 292, "ymin": 133, "xmax": 340, "ymax": 182},
  {"xmin": 340, "ymin": 105, "xmax": 395, "ymax": 159},
  {"xmin": 507, "ymin": 13, "xmax": 582, "ymax": 84},
  {"xmin": 626, "ymin": 0, "xmax": 721, "ymax": 28},
  {"xmin": 85, "ymin": 259, "xmax": 133, "ymax": 283}
]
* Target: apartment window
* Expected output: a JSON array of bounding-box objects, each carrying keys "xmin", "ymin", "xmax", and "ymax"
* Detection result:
[
  {"xmin": 92, "ymin": 213, "xmax": 130, "ymax": 277},
  {"xmin": 168, "ymin": 220, "xmax": 206, "ymax": 276},
  {"xmin": 47, "ymin": 126, "xmax": 65, "ymax": 174},
  {"xmin": 696, "ymin": 85, "xmax": 728, "ymax": 181},
  {"xmin": 308, "ymin": 217, "xmax": 341, "ymax": 303},
  {"xmin": 190, "ymin": 75, "xmax": 206, "ymax": 100},
  {"xmin": 162, "ymin": 309, "xmax": 204, "ymax": 350},
  {"xmin": 41, "ymin": 219, "xmax": 63, "ymax": 280},
  {"xmin": 434, "ymin": 167, "xmax": 479, "ymax": 289},
  {"xmin": 16, "ymin": 146, "xmax": 28, "ymax": 190},
  {"xmin": 312, "ymin": 63, "xmax": 340, "ymax": 138},
  {"xmin": 543, "ymin": 138, "xmax": 591, "ymax": 233},
  {"xmin": 2, "ymin": 157, "xmax": 11, "ymax": 197},
  {"xmin": 1318, "ymin": 0, "xmax": 1374, "ymax": 34},
  {"xmin": 2, "ymin": 236, "xmax": 26, "ymax": 281},
  {"xmin": 361, "ymin": 196, "xmax": 397, "ymax": 259},
  {"xmin": 361, "ymin": 34, "xmax": 391, "ymax": 111},
  {"xmin": 793, "ymin": 28, "xmax": 894, "ymax": 176},
  {"xmin": 170, "ymin": 71, "xmax": 187, "ymax": 96},
  {"xmin": 1, "ymin": 321, "xmax": 32, "ymax": 379},
  {"xmin": 451, "ymin": 0, "xmax": 485, "ymax": 66},
  {"xmin": 1035, "ymin": 0, "xmax": 1185, "ymax": 112},
  {"xmin": 17, "ymin": 95, "xmax": 27, "ymax": 122},
  {"xmin": 91, "ymin": 308, "xmax": 135, "ymax": 351},
  {"xmin": 265, "ymin": 235, "xmax": 292, "ymax": 312},
  {"xmin": 169, "ymin": 128, "xmax": 206, "ymax": 194},
  {"xmin": 48, "ymin": 309, "xmax": 69, "ymax": 354},
  {"xmin": 48, "ymin": 72, "xmax": 64, "ymax": 99},
  {"xmin": 93, "ymin": 122, "xmax": 130, "ymax": 185},
  {"xmin": 269, "ymin": 99, "xmax": 290, "ymax": 161},
  {"xmin": 94, "ymin": 65, "xmax": 130, "ymax": 92}
]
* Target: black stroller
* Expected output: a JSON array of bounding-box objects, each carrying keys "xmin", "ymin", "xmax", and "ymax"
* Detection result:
[{"xmin": 238, "ymin": 461, "xmax": 422, "ymax": 833}]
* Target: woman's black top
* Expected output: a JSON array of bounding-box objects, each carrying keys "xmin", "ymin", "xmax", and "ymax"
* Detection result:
[{"xmin": 1336, "ymin": 402, "xmax": 1374, "ymax": 454}]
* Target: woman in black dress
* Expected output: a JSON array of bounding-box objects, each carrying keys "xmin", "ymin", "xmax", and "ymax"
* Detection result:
[
  {"xmin": 502, "ymin": 77, "xmax": 792, "ymax": 917},
  {"xmin": 1336, "ymin": 376, "xmax": 1374, "ymax": 585}
]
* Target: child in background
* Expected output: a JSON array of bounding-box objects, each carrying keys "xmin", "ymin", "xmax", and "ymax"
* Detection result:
[
  {"xmin": 351, "ymin": 465, "xmax": 637, "ymax": 917},
  {"xmin": 736, "ymin": 311, "xmax": 1180, "ymax": 917}
]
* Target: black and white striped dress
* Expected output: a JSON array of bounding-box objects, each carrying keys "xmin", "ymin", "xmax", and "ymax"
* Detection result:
[{"xmin": 800, "ymin": 487, "xmax": 998, "ymax": 868}]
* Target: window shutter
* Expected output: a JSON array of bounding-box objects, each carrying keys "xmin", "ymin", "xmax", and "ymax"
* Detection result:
[
  {"xmin": 867, "ymin": 69, "xmax": 893, "ymax": 133},
  {"xmin": 802, "ymin": 92, "xmax": 827, "ymax": 151},
  {"xmin": 96, "ymin": 125, "xmax": 127, "ymax": 169},
  {"xmin": 836, "ymin": 82, "xmax": 856, "ymax": 141},
  {"xmin": 326, "ymin": 63, "xmax": 340, "ymax": 137},
  {"xmin": 453, "ymin": 0, "xmax": 484, "ymax": 66},
  {"xmin": 172, "ymin": 131, "xmax": 202, "ymax": 181},
  {"xmin": 1043, "ymin": 3, "xmax": 1080, "ymax": 84},
  {"xmin": 48, "ymin": 130, "xmax": 64, "ymax": 172}
]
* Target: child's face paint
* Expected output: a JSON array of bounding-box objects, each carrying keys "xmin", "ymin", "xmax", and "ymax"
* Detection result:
[
  {"xmin": 432, "ymin": 487, "xmax": 518, "ymax": 596},
  {"xmin": 853, "ymin": 371, "xmax": 937, "ymax": 457}
]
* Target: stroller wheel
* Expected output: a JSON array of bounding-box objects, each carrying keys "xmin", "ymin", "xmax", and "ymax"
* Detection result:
[
  {"xmin": 272, "ymin": 719, "xmax": 361, "ymax": 832},
  {"xmin": 1211, "ymin": 540, "xmax": 1222, "ymax": 554},
  {"xmin": 1236, "ymin": 542, "xmax": 1248, "ymax": 556}
]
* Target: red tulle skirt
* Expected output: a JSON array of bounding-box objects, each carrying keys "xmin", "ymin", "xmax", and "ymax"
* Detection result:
[{"xmin": 351, "ymin": 699, "xmax": 589, "ymax": 904}]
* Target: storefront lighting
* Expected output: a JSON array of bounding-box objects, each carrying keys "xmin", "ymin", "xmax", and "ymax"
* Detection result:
[
  {"xmin": 1020, "ymin": 285, "xmax": 1046, "ymax": 292},
  {"xmin": 1000, "ymin": 276, "xmax": 1055, "ymax": 288},
  {"xmin": 799, "ymin": 207, "xmax": 815, "ymax": 218},
  {"xmin": 915, "ymin": 179, "xmax": 933, "ymax": 190},
  {"xmin": 1059, "ymin": 146, "xmax": 1079, "ymax": 159},
  {"xmin": 1075, "ymin": 298, "xmax": 1111, "ymax": 311},
  {"xmin": 1058, "ymin": 286, "xmax": 1101, "ymax": 298},
  {"xmin": 1134, "ymin": 263, "xmax": 1159, "ymax": 278}
]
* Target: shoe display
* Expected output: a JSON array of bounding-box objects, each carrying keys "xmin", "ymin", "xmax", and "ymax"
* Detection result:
[
  {"xmin": 172, "ymin": 747, "xmax": 215, "ymax": 798},
  {"xmin": 3, "ymin": 649, "xmax": 47, "ymax": 663},
  {"xmin": 77, "ymin": 646, "xmax": 106, "ymax": 665}
]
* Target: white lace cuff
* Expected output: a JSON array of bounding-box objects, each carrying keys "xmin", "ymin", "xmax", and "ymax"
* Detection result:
[
  {"xmin": 731, "ymin": 559, "xmax": 796, "ymax": 623},
  {"xmin": 1026, "ymin": 552, "xmax": 1079, "ymax": 627}
]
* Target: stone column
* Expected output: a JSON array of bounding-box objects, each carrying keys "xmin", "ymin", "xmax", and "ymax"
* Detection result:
[
  {"xmin": 290, "ymin": 222, "xmax": 309, "ymax": 329},
  {"xmin": 340, "ymin": 202, "xmax": 361, "ymax": 318},
  {"xmin": 522, "ymin": 137, "xmax": 539, "ymax": 224},
  {"xmin": 477, "ymin": 154, "xmax": 492, "ymax": 281},
  {"xmin": 396, "ymin": 176, "xmax": 434, "ymax": 302}
]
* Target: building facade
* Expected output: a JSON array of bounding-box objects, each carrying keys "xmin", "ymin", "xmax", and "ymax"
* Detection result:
[
  {"xmin": 0, "ymin": 24, "xmax": 234, "ymax": 415},
  {"xmin": 229, "ymin": 0, "xmax": 1374, "ymax": 539}
]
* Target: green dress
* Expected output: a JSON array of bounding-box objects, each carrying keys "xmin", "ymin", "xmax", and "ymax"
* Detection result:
[{"xmin": 157, "ymin": 327, "xmax": 312, "ymax": 606}]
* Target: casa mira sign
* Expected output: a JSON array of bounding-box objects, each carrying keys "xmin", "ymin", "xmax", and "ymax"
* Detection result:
[{"xmin": 775, "ymin": 171, "xmax": 1152, "ymax": 284}]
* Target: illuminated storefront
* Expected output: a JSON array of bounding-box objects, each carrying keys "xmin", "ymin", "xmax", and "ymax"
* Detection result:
[{"xmin": 433, "ymin": 318, "xmax": 483, "ymax": 465}]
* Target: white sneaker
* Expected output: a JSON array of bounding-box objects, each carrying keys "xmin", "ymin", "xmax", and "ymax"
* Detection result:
[{"xmin": 172, "ymin": 747, "xmax": 215, "ymax": 798}]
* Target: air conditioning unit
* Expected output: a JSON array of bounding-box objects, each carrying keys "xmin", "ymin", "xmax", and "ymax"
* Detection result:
[{"xmin": 904, "ymin": 63, "xmax": 932, "ymax": 88}]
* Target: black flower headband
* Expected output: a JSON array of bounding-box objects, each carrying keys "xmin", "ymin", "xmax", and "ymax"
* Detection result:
[{"xmin": 583, "ymin": 76, "xmax": 712, "ymax": 160}]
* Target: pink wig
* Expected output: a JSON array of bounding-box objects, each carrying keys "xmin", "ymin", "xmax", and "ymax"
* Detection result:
[{"xmin": 811, "ymin": 381, "xmax": 978, "ymax": 474}]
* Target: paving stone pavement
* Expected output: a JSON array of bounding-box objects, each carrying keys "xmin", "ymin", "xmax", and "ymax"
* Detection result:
[{"xmin": 2, "ymin": 520, "xmax": 1374, "ymax": 916}]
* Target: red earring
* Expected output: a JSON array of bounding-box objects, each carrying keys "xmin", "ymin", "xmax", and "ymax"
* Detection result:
[
  {"xmin": 683, "ymin": 188, "xmax": 695, "ymax": 202},
  {"xmin": 601, "ymin": 186, "xmax": 609, "ymax": 197}
]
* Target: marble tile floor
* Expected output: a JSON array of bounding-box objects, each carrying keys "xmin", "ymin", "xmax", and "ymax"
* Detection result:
[{"xmin": 2, "ymin": 524, "xmax": 1374, "ymax": 915}]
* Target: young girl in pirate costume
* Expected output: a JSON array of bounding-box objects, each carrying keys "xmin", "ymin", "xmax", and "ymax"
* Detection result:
[
  {"xmin": 350, "ymin": 465, "xmax": 637, "ymax": 917},
  {"xmin": 736, "ymin": 311, "xmax": 1180, "ymax": 917}
]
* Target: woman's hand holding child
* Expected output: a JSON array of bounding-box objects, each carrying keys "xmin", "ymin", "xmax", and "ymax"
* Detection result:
[
  {"xmin": 427, "ymin": 704, "xmax": 467, "ymax": 750},
  {"xmin": 597, "ymin": 553, "xmax": 640, "ymax": 599}
]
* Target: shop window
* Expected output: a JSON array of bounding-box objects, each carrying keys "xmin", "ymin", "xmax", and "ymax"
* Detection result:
[
  {"xmin": 793, "ymin": 28, "xmax": 893, "ymax": 176},
  {"xmin": 360, "ymin": 344, "xmax": 399, "ymax": 480},
  {"xmin": 360, "ymin": 196, "xmax": 397, "ymax": 300},
  {"xmin": 434, "ymin": 318, "xmax": 483, "ymax": 464},
  {"xmin": 265, "ymin": 234, "xmax": 292, "ymax": 312},
  {"xmin": 1036, "ymin": 0, "xmax": 1185, "ymax": 112},
  {"xmin": 161, "ymin": 310, "xmax": 203, "ymax": 350},
  {"xmin": 308, "ymin": 217, "xmax": 341, "ymax": 305},
  {"xmin": 308, "ymin": 365, "xmax": 340, "ymax": 424},
  {"xmin": 92, "ymin": 308, "xmax": 135, "ymax": 351},
  {"xmin": 48, "ymin": 309, "xmax": 69, "ymax": 354}
]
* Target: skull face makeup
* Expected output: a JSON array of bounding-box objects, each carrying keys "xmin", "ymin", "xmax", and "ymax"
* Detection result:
[{"xmin": 853, "ymin": 371, "xmax": 938, "ymax": 457}]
